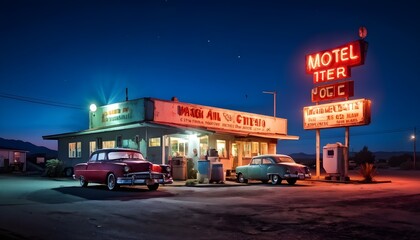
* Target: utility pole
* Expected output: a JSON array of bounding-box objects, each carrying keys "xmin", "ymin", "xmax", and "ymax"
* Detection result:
[{"xmin": 413, "ymin": 127, "xmax": 417, "ymax": 169}]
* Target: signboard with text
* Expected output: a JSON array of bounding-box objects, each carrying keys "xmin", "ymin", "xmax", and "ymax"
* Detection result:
[
  {"xmin": 303, "ymin": 98, "xmax": 371, "ymax": 130},
  {"xmin": 153, "ymin": 100, "xmax": 287, "ymax": 135},
  {"xmin": 311, "ymin": 80, "xmax": 354, "ymax": 102},
  {"xmin": 90, "ymin": 99, "xmax": 146, "ymax": 129}
]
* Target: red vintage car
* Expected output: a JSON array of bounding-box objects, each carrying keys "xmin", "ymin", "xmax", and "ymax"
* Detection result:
[{"xmin": 73, "ymin": 148, "xmax": 173, "ymax": 191}]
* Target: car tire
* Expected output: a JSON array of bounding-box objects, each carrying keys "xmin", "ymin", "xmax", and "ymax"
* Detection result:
[
  {"xmin": 237, "ymin": 173, "xmax": 248, "ymax": 183},
  {"xmin": 80, "ymin": 176, "xmax": 88, "ymax": 187},
  {"xmin": 147, "ymin": 183, "xmax": 159, "ymax": 191},
  {"xmin": 107, "ymin": 173, "xmax": 119, "ymax": 191},
  {"xmin": 271, "ymin": 174, "xmax": 282, "ymax": 185},
  {"xmin": 287, "ymin": 179, "xmax": 297, "ymax": 185}
]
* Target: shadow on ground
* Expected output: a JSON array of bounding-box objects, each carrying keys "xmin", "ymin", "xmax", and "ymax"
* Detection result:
[{"xmin": 26, "ymin": 185, "xmax": 175, "ymax": 204}]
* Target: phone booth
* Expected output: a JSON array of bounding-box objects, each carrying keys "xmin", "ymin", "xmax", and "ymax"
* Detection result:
[{"xmin": 323, "ymin": 143, "xmax": 349, "ymax": 181}]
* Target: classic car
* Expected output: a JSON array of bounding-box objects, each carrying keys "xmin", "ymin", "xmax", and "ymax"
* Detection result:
[
  {"xmin": 236, "ymin": 154, "xmax": 311, "ymax": 185},
  {"xmin": 73, "ymin": 148, "xmax": 173, "ymax": 191}
]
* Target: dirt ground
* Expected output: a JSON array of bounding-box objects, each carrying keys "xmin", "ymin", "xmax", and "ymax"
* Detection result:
[{"xmin": 0, "ymin": 168, "xmax": 419, "ymax": 240}]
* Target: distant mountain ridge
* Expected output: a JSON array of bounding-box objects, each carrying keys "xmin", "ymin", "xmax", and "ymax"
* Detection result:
[{"xmin": 0, "ymin": 137, "xmax": 57, "ymax": 159}]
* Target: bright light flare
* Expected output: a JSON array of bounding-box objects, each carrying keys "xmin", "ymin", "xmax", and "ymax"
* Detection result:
[{"xmin": 89, "ymin": 104, "xmax": 97, "ymax": 112}]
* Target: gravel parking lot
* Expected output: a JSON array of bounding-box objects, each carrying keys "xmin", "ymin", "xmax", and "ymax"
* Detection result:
[{"xmin": 0, "ymin": 169, "xmax": 419, "ymax": 240}]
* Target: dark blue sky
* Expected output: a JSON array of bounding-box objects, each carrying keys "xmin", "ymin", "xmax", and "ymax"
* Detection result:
[{"xmin": 1, "ymin": 0, "xmax": 419, "ymax": 154}]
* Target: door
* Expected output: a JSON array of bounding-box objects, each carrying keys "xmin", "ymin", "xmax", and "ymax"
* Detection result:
[
  {"xmin": 248, "ymin": 157, "xmax": 263, "ymax": 179},
  {"xmin": 86, "ymin": 152, "xmax": 106, "ymax": 182}
]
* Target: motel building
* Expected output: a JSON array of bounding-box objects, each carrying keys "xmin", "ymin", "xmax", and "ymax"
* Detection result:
[{"xmin": 43, "ymin": 97, "xmax": 298, "ymax": 177}]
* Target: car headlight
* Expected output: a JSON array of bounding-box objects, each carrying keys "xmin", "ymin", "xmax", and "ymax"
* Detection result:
[
  {"xmin": 166, "ymin": 166, "xmax": 171, "ymax": 172},
  {"xmin": 124, "ymin": 165, "xmax": 130, "ymax": 173}
]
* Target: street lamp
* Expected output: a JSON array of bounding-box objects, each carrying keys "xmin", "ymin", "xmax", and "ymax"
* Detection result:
[
  {"xmin": 262, "ymin": 91, "xmax": 276, "ymax": 117},
  {"xmin": 89, "ymin": 104, "xmax": 97, "ymax": 129},
  {"xmin": 89, "ymin": 104, "xmax": 97, "ymax": 112},
  {"xmin": 411, "ymin": 127, "xmax": 416, "ymax": 169}
]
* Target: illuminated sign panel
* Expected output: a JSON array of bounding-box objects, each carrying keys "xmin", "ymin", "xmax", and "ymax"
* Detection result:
[
  {"xmin": 306, "ymin": 40, "xmax": 366, "ymax": 83},
  {"xmin": 303, "ymin": 98, "xmax": 371, "ymax": 130},
  {"xmin": 312, "ymin": 66, "xmax": 351, "ymax": 84},
  {"xmin": 90, "ymin": 99, "xmax": 145, "ymax": 129},
  {"xmin": 153, "ymin": 100, "xmax": 287, "ymax": 135},
  {"xmin": 311, "ymin": 80, "xmax": 354, "ymax": 102}
]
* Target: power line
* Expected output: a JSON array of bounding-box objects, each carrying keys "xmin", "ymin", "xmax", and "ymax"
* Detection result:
[{"xmin": 0, "ymin": 92, "xmax": 85, "ymax": 110}]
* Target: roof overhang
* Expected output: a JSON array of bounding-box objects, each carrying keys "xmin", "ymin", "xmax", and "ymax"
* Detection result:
[
  {"xmin": 43, "ymin": 122, "xmax": 214, "ymax": 140},
  {"xmin": 43, "ymin": 121, "xmax": 299, "ymax": 141}
]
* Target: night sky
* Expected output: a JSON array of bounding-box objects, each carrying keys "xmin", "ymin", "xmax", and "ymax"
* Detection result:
[{"xmin": 1, "ymin": 0, "xmax": 419, "ymax": 154}]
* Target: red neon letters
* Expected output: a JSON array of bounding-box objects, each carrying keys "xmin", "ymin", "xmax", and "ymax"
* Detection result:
[
  {"xmin": 311, "ymin": 80, "xmax": 354, "ymax": 102},
  {"xmin": 306, "ymin": 40, "xmax": 366, "ymax": 83}
]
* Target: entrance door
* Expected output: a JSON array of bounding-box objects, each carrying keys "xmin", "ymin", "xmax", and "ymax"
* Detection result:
[{"xmin": 231, "ymin": 143, "xmax": 238, "ymax": 170}]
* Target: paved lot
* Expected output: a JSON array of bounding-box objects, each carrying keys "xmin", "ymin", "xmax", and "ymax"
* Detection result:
[{"xmin": 0, "ymin": 169, "xmax": 419, "ymax": 240}]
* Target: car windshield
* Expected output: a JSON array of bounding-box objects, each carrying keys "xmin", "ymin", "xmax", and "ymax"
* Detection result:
[
  {"xmin": 273, "ymin": 156, "xmax": 295, "ymax": 163},
  {"xmin": 107, "ymin": 151, "xmax": 145, "ymax": 161}
]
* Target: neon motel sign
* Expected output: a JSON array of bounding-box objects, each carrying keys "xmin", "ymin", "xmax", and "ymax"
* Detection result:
[
  {"xmin": 305, "ymin": 40, "xmax": 367, "ymax": 84},
  {"xmin": 303, "ymin": 38, "xmax": 370, "ymax": 129}
]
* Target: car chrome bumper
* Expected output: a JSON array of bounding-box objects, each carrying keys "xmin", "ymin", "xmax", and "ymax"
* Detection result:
[
  {"xmin": 117, "ymin": 176, "xmax": 173, "ymax": 185},
  {"xmin": 284, "ymin": 173, "xmax": 311, "ymax": 180}
]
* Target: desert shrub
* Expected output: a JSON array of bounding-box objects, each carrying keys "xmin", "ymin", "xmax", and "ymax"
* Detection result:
[
  {"xmin": 359, "ymin": 162, "xmax": 376, "ymax": 182},
  {"xmin": 45, "ymin": 159, "xmax": 64, "ymax": 177}
]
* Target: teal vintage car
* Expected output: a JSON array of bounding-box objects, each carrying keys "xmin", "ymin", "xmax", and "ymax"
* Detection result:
[{"xmin": 236, "ymin": 154, "xmax": 311, "ymax": 185}]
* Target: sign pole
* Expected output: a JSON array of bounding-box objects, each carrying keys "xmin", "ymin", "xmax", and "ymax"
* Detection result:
[
  {"xmin": 344, "ymin": 126, "xmax": 350, "ymax": 180},
  {"xmin": 316, "ymin": 129, "xmax": 320, "ymax": 178}
]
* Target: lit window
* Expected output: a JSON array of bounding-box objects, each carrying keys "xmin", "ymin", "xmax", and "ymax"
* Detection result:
[
  {"xmin": 14, "ymin": 152, "xmax": 21, "ymax": 162},
  {"xmin": 199, "ymin": 136, "xmax": 208, "ymax": 158},
  {"xmin": 243, "ymin": 142, "xmax": 252, "ymax": 157},
  {"xmin": 216, "ymin": 140, "xmax": 226, "ymax": 158},
  {"xmin": 251, "ymin": 142, "xmax": 259, "ymax": 156},
  {"xmin": 170, "ymin": 137, "xmax": 188, "ymax": 157},
  {"xmin": 102, "ymin": 141, "xmax": 115, "ymax": 149},
  {"xmin": 89, "ymin": 141, "xmax": 97, "ymax": 156},
  {"xmin": 76, "ymin": 142, "xmax": 81, "ymax": 158},
  {"xmin": 69, "ymin": 142, "xmax": 81, "ymax": 158},
  {"xmin": 260, "ymin": 142, "xmax": 268, "ymax": 155},
  {"xmin": 149, "ymin": 137, "xmax": 161, "ymax": 147}
]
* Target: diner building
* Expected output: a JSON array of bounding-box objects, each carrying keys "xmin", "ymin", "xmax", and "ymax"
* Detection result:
[{"xmin": 43, "ymin": 97, "xmax": 298, "ymax": 175}]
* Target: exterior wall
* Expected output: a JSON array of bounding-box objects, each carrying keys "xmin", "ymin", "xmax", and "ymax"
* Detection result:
[
  {"xmin": 0, "ymin": 150, "xmax": 9, "ymax": 168},
  {"xmin": 57, "ymin": 126, "xmax": 181, "ymax": 168}
]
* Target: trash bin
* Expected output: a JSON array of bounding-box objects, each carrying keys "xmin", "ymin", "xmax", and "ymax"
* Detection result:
[
  {"xmin": 210, "ymin": 162, "xmax": 224, "ymax": 183},
  {"xmin": 197, "ymin": 160, "xmax": 210, "ymax": 183},
  {"xmin": 171, "ymin": 157, "xmax": 187, "ymax": 180}
]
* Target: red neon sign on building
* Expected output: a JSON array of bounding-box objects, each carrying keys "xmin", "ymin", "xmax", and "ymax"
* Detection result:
[{"xmin": 305, "ymin": 40, "xmax": 367, "ymax": 83}]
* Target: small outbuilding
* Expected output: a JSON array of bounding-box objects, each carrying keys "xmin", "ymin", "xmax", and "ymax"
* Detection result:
[{"xmin": 0, "ymin": 147, "xmax": 27, "ymax": 172}]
